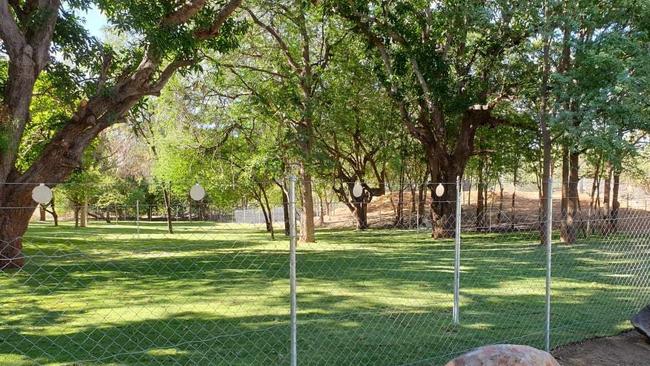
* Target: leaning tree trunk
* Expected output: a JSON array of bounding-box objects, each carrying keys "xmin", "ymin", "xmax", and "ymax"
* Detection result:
[
  {"xmin": 280, "ymin": 184, "xmax": 290, "ymax": 236},
  {"xmin": 260, "ymin": 185, "xmax": 275, "ymax": 239},
  {"xmin": 46, "ymin": 198, "xmax": 59, "ymax": 227},
  {"xmin": 0, "ymin": 185, "xmax": 38, "ymax": 269}
]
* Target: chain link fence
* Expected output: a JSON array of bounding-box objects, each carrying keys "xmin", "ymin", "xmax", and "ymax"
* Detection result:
[{"xmin": 1, "ymin": 178, "xmax": 650, "ymax": 365}]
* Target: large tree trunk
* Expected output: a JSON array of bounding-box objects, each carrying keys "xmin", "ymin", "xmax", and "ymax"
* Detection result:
[
  {"xmin": 299, "ymin": 166, "xmax": 316, "ymax": 242},
  {"xmin": 80, "ymin": 200, "xmax": 88, "ymax": 228},
  {"xmin": 352, "ymin": 200, "xmax": 369, "ymax": 230},
  {"xmin": 560, "ymin": 145, "xmax": 580, "ymax": 244},
  {"xmin": 429, "ymin": 174, "xmax": 458, "ymax": 238},
  {"xmin": 0, "ymin": 186, "xmax": 35, "ymax": 269}
]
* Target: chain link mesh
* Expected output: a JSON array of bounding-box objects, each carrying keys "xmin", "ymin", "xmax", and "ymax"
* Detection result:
[{"xmin": 1, "ymin": 179, "xmax": 649, "ymax": 365}]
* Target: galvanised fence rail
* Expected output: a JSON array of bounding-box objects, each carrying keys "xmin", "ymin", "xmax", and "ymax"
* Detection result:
[{"xmin": 1, "ymin": 178, "xmax": 649, "ymax": 365}]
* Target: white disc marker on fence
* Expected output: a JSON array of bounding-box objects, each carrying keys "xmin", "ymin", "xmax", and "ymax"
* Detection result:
[
  {"xmin": 352, "ymin": 181, "xmax": 363, "ymax": 198},
  {"xmin": 435, "ymin": 183, "xmax": 445, "ymax": 197},
  {"xmin": 190, "ymin": 183, "xmax": 206, "ymax": 201},
  {"xmin": 32, "ymin": 183, "xmax": 53, "ymax": 205}
]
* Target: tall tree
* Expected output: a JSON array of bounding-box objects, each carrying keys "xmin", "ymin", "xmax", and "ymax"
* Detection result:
[
  {"xmin": 0, "ymin": 0, "xmax": 243, "ymax": 268},
  {"xmin": 230, "ymin": 0, "xmax": 338, "ymax": 242},
  {"xmin": 332, "ymin": 0, "xmax": 534, "ymax": 237}
]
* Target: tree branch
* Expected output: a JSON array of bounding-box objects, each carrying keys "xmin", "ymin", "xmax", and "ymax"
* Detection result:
[
  {"xmin": 162, "ymin": 0, "xmax": 207, "ymax": 26},
  {"xmin": 195, "ymin": 0, "xmax": 243, "ymax": 40}
]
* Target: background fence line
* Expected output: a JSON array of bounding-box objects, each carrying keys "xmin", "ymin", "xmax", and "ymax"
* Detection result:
[{"xmin": 1, "ymin": 178, "xmax": 650, "ymax": 365}]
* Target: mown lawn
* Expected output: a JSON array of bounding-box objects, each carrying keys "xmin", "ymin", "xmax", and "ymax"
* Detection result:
[{"xmin": 0, "ymin": 221, "xmax": 648, "ymax": 365}]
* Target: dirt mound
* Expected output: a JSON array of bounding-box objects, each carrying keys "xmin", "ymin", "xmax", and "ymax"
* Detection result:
[
  {"xmin": 552, "ymin": 330, "xmax": 650, "ymax": 366},
  {"xmin": 321, "ymin": 189, "xmax": 650, "ymax": 232}
]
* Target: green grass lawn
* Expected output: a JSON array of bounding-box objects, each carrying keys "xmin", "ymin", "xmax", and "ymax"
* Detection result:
[{"xmin": 1, "ymin": 221, "xmax": 649, "ymax": 365}]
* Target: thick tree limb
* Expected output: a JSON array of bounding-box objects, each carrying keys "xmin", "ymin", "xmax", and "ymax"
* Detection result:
[
  {"xmin": 195, "ymin": 0, "xmax": 243, "ymax": 40},
  {"xmin": 162, "ymin": 0, "xmax": 208, "ymax": 26},
  {"xmin": 0, "ymin": 0, "xmax": 26, "ymax": 58}
]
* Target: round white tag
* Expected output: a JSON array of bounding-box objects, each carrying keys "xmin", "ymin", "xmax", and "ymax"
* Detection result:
[
  {"xmin": 32, "ymin": 184, "xmax": 53, "ymax": 204},
  {"xmin": 190, "ymin": 183, "xmax": 206, "ymax": 201}
]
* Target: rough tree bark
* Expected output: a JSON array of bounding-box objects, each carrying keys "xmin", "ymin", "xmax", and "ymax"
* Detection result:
[{"xmin": 80, "ymin": 200, "xmax": 88, "ymax": 228}]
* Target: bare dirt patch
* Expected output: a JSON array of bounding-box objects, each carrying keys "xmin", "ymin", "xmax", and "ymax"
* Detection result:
[{"xmin": 552, "ymin": 330, "xmax": 650, "ymax": 366}]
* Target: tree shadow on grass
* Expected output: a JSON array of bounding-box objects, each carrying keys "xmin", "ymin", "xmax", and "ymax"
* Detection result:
[{"xmin": 1, "ymin": 224, "xmax": 648, "ymax": 365}]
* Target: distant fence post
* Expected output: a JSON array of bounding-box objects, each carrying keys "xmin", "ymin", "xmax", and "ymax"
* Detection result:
[
  {"xmin": 288, "ymin": 175, "xmax": 298, "ymax": 366},
  {"xmin": 453, "ymin": 176, "xmax": 462, "ymax": 325},
  {"xmin": 136, "ymin": 200, "xmax": 140, "ymax": 236},
  {"xmin": 545, "ymin": 177, "xmax": 553, "ymax": 352}
]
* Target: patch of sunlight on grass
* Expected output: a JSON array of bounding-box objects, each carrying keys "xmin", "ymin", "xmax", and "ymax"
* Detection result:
[
  {"xmin": 0, "ymin": 354, "xmax": 35, "ymax": 366},
  {"xmin": 463, "ymin": 322, "xmax": 493, "ymax": 330},
  {"xmin": 1, "ymin": 221, "xmax": 646, "ymax": 365},
  {"xmin": 146, "ymin": 348, "xmax": 188, "ymax": 357}
]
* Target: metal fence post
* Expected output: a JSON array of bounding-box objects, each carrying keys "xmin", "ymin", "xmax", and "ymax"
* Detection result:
[
  {"xmin": 453, "ymin": 176, "xmax": 462, "ymax": 325},
  {"xmin": 288, "ymin": 175, "xmax": 298, "ymax": 366},
  {"xmin": 545, "ymin": 177, "xmax": 553, "ymax": 352}
]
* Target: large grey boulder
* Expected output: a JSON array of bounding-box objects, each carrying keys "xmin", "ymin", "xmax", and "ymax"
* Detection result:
[
  {"xmin": 445, "ymin": 344, "xmax": 560, "ymax": 366},
  {"xmin": 631, "ymin": 304, "xmax": 650, "ymax": 339}
]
